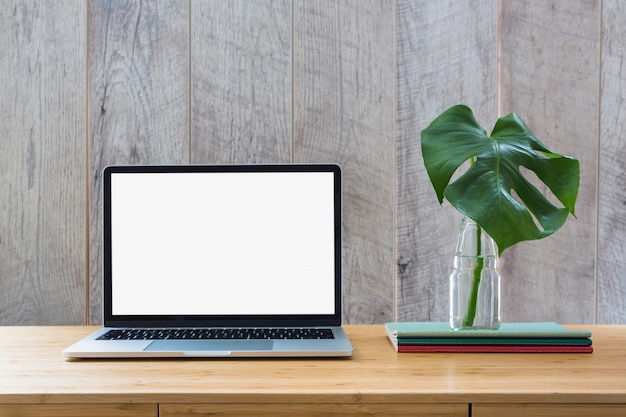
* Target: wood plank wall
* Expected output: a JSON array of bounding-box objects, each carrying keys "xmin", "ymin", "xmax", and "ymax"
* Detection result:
[{"xmin": 1, "ymin": 0, "xmax": 623, "ymax": 325}]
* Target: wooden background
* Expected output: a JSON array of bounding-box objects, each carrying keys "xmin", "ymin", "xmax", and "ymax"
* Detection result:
[{"xmin": 0, "ymin": 0, "xmax": 623, "ymax": 325}]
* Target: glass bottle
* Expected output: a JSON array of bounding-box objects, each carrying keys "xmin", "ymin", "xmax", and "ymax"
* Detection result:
[{"xmin": 449, "ymin": 216, "xmax": 501, "ymax": 330}]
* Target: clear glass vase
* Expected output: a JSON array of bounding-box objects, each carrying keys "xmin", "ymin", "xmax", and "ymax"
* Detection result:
[{"xmin": 449, "ymin": 216, "xmax": 501, "ymax": 330}]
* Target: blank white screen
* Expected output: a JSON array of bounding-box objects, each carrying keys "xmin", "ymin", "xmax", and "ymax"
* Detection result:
[{"xmin": 110, "ymin": 171, "xmax": 336, "ymax": 316}]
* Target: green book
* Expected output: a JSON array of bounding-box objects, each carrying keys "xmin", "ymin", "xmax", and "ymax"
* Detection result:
[
  {"xmin": 385, "ymin": 322, "xmax": 592, "ymax": 340},
  {"xmin": 396, "ymin": 337, "xmax": 593, "ymax": 346}
]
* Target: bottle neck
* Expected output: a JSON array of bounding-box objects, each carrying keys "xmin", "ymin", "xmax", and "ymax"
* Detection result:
[{"xmin": 456, "ymin": 216, "xmax": 498, "ymax": 259}]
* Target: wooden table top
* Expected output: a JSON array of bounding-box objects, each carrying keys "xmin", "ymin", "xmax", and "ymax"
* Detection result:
[{"xmin": 1, "ymin": 325, "xmax": 625, "ymax": 405}]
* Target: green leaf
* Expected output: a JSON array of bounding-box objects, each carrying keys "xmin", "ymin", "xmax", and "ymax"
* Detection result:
[{"xmin": 420, "ymin": 104, "xmax": 579, "ymax": 256}]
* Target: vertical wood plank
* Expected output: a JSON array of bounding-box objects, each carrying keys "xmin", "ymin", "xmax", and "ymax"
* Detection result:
[
  {"xmin": 294, "ymin": 0, "xmax": 396, "ymax": 323},
  {"xmin": 190, "ymin": 0, "xmax": 292, "ymax": 164},
  {"xmin": 0, "ymin": 1, "xmax": 87, "ymax": 324},
  {"xmin": 88, "ymin": 0, "xmax": 190, "ymax": 324},
  {"xmin": 396, "ymin": 0, "xmax": 498, "ymax": 321},
  {"xmin": 598, "ymin": 0, "xmax": 626, "ymax": 323},
  {"xmin": 499, "ymin": 0, "xmax": 600, "ymax": 323}
]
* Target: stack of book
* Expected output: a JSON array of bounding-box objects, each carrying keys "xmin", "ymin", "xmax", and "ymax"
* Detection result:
[{"xmin": 385, "ymin": 322, "xmax": 593, "ymax": 353}]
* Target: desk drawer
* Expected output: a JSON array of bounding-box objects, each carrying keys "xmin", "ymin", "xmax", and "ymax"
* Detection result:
[
  {"xmin": 161, "ymin": 403, "xmax": 467, "ymax": 417},
  {"xmin": 473, "ymin": 404, "xmax": 626, "ymax": 417},
  {"xmin": 0, "ymin": 404, "xmax": 156, "ymax": 417}
]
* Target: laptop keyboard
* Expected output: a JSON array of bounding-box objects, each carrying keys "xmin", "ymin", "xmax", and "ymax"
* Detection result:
[{"xmin": 97, "ymin": 328, "xmax": 335, "ymax": 341}]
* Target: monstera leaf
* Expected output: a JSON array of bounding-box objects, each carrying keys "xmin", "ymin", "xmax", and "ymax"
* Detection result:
[{"xmin": 420, "ymin": 104, "xmax": 579, "ymax": 256}]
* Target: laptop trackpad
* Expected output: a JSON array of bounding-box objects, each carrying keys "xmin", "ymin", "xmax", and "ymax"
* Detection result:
[{"xmin": 144, "ymin": 340, "xmax": 274, "ymax": 352}]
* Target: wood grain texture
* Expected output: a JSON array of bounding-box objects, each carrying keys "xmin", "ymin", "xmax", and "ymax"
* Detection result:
[
  {"xmin": 0, "ymin": 404, "xmax": 156, "ymax": 417},
  {"xmin": 160, "ymin": 403, "xmax": 467, "ymax": 417},
  {"xmin": 473, "ymin": 404, "xmax": 626, "ymax": 417},
  {"xmin": 0, "ymin": 0, "xmax": 87, "ymax": 324},
  {"xmin": 1, "ymin": 1, "xmax": 625, "ymax": 326},
  {"xmin": 396, "ymin": 0, "xmax": 498, "ymax": 322},
  {"xmin": 294, "ymin": 0, "xmax": 396, "ymax": 323},
  {"xmin": 598, "ymin": 0, "xmax": 626, "ymax": 323},
  {"xmin": 88, "ymin": 0, "xmax": 190, "ymax": 323},
  {"xmin": 498, "ymin": 0, "xmax": 600, "ymax": 324},
  {"xmin": 3, "ymin": 325, "xmax": 626, "ymax": 405},
  {"xmin": 191, "ymin": 0, "xmax": 292, "ymax": 164}
]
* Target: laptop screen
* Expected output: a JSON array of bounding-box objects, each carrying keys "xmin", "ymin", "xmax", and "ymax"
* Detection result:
[{"xmin": 102, "ymin": 165, "xmax": 342, "ymax": 327}]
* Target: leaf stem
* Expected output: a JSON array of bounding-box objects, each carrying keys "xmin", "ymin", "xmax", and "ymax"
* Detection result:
[{"xmin": 463, "ymin": 222, "xmax": 483, "ymax": 327}]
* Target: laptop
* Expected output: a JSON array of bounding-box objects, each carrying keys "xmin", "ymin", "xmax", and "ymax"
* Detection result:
[{"xmin": 64, "ymin": 164, "xmax": 353, "ymax": 358}]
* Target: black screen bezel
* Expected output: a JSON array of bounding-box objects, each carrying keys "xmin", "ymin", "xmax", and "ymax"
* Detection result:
[{"xmin": 102, "ymin": 164, "xmax": 342, "ymax": 328}]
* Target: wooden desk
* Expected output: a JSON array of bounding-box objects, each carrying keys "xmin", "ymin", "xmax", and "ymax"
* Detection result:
[{"xmin": 1, "ymin": 325, "xmax": 625, "ymax": 416}]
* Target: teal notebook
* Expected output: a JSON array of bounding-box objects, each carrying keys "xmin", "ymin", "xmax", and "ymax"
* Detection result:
[
  {"xmin": 385, "ymin": 322, "xmax": 592, "ymax": 339},
  {"xmin": 396, "ymin": 337, "xmax": 593, "ymax": 346}
]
